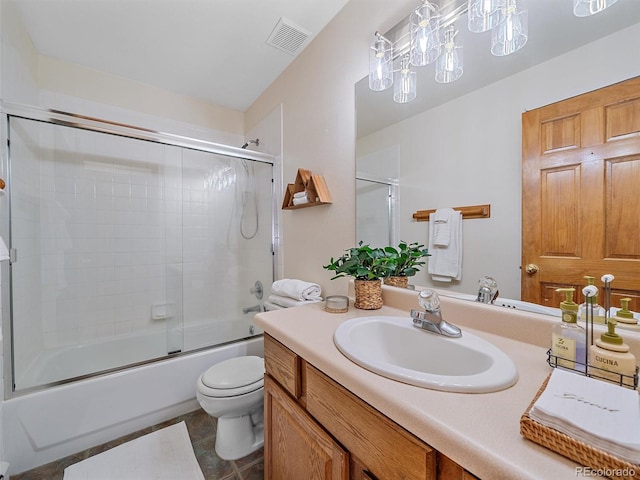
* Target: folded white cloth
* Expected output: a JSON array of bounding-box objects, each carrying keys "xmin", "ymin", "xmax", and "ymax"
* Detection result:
[
  {"xmin": 432, "ymin": 208, "xmax": 453, "ymax": 247},
  {"xmin": 427, "ymin": 209, "xmax": 462, "ymax": 282},
  {"xmin": 293, "ymin": 191, "xmax": 307, "ymax": 199},
  {"xmin": 530, "ymin": 369, "xmax": 640, "ymax": 464},
  {"xmin": 292, "ymin": 196, "xmax": 309, "ymax": 206},
  {"xmin": 263, "ymin": 301, "xmax": 285, "ymax": 311},
  {"xmin": 271, "ymin": 279, "xmax": 322, "ymax": 301},
  {"xmin": 268, "ymin": 294, "xmax": 322, "ymax": 308}
]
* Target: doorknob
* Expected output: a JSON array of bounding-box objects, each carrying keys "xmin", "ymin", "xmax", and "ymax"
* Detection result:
[{"xmin": 525, "ymin": 263, "xmax": 539, "ymax": 274}]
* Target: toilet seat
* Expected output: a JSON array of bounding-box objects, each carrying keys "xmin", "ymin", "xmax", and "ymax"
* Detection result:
[{"xmin": 198, "ymin": 356, "xmax": 265, "ymax": 398}]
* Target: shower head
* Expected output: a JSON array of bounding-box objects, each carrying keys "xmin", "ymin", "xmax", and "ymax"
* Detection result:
[{"xmin": 240, "ymin": 139, "xmax": 260, "ymax": 149}]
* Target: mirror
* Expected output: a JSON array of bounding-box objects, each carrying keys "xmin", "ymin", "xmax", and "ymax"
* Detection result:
[{"xmin": 356, "ymin": 1, "xmax": 640, "ymax": 312}]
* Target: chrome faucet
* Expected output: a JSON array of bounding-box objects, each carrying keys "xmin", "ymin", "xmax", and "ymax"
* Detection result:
[
  {"xmin": 411, "ymin": 289, "xmax": 462, "ymax": 338},
  {"xmin": 476, "ymin": 276, "xmax": 499, "ymax": 304},
  {"xmin": 242, "ymin": 304, "xmax": 263, "ymax": 314}
]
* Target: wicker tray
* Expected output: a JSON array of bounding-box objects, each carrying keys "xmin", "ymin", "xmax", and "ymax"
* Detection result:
[{"xmin": 520, "ymin": 375, "xmax": 639, "ymax": 479}]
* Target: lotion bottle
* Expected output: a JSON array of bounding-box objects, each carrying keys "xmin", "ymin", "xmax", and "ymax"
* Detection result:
[
  {"xmin": 552, "ymin": 288, "xmax": 586, "ymax": 372},
  {"xmin": 589, "ymin": 319, "xmax": 637, "ymax": 387},
  {"xmin": 611, "ymin": 298, "xmax": 638, "ymax": 326},
  {"xmin": 578, "ymin": 276, "xmax": 606, "ymax": 324}
]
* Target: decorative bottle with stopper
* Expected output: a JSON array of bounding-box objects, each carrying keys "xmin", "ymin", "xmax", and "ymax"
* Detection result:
[
  {"xmin": 588, "ymin": 318, "xmax": 637, "ymax": 388},
  {"xmin": 552, "ymin": 288, "xmax": 586, "ymax": 373}
]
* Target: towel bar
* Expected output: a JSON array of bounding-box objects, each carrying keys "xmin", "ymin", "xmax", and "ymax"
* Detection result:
[{"xmin": 413, "ymin": 204, "xmax": 491, "ymax": 221}]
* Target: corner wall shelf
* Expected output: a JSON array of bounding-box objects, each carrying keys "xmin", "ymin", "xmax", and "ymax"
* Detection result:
[{"xmin": 282, "ymin": 168, "xmax": 332, "ymax": 210}]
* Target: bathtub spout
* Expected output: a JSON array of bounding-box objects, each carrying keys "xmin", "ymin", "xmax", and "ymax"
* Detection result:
[{"xmin": 243, "ymin": 304, "xmax": 263, "ymax": 314}]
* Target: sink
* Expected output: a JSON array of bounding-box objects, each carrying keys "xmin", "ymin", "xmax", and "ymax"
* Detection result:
[{"xmin": 333, "ymin": 316, "xmax": 518, "ymax": 393}]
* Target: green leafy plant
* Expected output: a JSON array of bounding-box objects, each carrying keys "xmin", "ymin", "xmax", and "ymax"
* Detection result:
[
  {"xmin": 383, "ymin": 241, "xmax": 430, "ymax": 277},
  {"xmin": 323, "ymin": 242, "xmax": 392, "ymax": 280}
]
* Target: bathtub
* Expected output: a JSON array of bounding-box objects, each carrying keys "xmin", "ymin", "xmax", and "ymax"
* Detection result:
[{"xmin": 3, "ymin": 330, "xmax": 263, "ymax": 475}]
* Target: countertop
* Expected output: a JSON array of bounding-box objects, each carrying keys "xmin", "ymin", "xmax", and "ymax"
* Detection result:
[{"xmin": 254, "ymin": 286, "xmax": 634, "ymax": 479}]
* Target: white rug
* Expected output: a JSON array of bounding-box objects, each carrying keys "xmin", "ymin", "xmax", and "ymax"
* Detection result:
[{"xmin": 63, "ymin": 421, "xmax": 205, "ymax": 480}]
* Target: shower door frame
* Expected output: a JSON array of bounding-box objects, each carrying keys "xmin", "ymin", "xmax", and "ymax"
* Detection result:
[{"xmin": 0, "ymin": 102, "xmax": 279, "ymax": 399}]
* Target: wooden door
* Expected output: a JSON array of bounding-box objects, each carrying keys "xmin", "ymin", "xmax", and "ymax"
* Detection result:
[
  {"xmin": 264, "ymin": 374, "xmax": 349, "ymax": 480},
  {"xmin": 522, "ymin": 76, "xmax": 640, "ymax": 310}
]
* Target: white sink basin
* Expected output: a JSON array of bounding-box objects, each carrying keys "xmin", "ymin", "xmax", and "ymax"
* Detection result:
[{"xmin": 334, "ymin": 316, "xmax": 518, "ymax": 393}]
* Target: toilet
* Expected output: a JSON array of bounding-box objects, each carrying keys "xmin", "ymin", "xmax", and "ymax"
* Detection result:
[{"xmin": 196, "ymin": 355, "xmax": 265, "ymax": 460}]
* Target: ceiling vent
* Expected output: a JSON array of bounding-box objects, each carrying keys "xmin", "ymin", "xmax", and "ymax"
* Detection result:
[{"xmin": 266, "ymin": 17, "xmax": 311, "ymax": 56}]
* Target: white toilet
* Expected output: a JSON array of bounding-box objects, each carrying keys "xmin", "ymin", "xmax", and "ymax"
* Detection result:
[{"xmin": 196, "ymin": 355, "xmax": 265, "ymax": 460}]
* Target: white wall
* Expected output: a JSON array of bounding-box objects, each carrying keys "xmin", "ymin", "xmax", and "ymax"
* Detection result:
[{"xmin": 357, "ymin": 22, "xmax": 640, "ymax": 299}]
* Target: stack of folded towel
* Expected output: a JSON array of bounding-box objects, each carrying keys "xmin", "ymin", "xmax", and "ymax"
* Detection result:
[
  {"xmin": 292, "ymin": 191, "xmax": 309, "ymax": 206},
  {"xmin": 529, "ymin": 369, "xmax": 640, "ymax": 464},
  {"xmin": 266, "ymin": 279, "xmax": 323, "ymax": 309}
]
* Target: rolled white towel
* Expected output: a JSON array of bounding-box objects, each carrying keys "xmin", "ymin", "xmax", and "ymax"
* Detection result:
[
  {"xmin": 293, "ymin": 191, "xmax": 308, "ymax": 199},
  {"xmin": 271, "ymin": 279, "xmax": 322, "ymax": 301},
  {"xmin": 292, "ymin": 195, "xmax": 309, "ymax": 206},
  {"xmin": 268, "ymin": 294, "xmax": 322, "ymax": 308}
]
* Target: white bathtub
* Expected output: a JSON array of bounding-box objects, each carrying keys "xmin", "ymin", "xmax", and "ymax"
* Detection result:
[{"xmin": 3, "ymin": 332, "xmax": 263, "ymax": 475}]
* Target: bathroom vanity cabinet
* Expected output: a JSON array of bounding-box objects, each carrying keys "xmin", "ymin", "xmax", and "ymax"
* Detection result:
[{"xmin": 264, "ymin": 334, "xmax": 477, "ymax": 480}]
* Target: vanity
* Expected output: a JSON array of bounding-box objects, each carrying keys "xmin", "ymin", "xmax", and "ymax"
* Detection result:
[{"xmin": 253, "ymin": 285, "xmax": 625, "ymax": 479}]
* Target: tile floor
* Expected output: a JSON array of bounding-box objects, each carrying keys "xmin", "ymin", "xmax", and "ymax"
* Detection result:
[{"xmin": 11, "ymin": 408, "xmax": 264, "ymax": 480}]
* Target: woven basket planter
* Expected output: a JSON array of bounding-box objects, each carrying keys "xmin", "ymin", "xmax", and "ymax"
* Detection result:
[
  {"xmin": 354, "ymin": 279, "xmax": 383, "ymax": 310},
  {"xmin": 384, "ymin": 276, "xmax": 409, "ymax": 288}
]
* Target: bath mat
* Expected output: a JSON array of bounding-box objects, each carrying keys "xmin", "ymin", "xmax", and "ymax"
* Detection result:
[{"xmin": 63, "ymin": 421, "xmax": 205, "ymax": 480}]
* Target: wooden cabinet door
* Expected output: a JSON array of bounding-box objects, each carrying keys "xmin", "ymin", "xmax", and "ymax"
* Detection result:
[
  {"xmin": 522, "ymin": 76, "xmax": 640, "ymax": 310},
  {"xmin": 264, "ymin": 374, "xmax": 349, "ymax": 480}
]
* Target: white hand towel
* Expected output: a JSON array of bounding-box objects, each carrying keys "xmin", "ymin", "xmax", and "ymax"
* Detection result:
[
  {"xmin": 271, "ymin": 279, "xmax": 322, "ymax": 301},
  {"xmin": 427, "ymin": 209, "xmax": 462, "ymax": 282},
  {"xmin": 292, "ymin": 196, "xmax": 309, "ymax": 206},
  {"xmin": 268, "ymin": 294, "xmax": 322, "ymax": 308},
  {"xmin": 293, "ymin": 191, "xmax": 308, "ymax": 199},
  {"xmin": 432, "ymin": 208, "xmax": 453, "ymax": 247},
  {"xmin": 529, "ymin": 369, "xmax": 640, "ymax": 464}
]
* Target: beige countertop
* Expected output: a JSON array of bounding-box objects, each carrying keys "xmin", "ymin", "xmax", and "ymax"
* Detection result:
[{"xmin": 254, "ymin": 285, "xmax": 636, "ymax": 480}]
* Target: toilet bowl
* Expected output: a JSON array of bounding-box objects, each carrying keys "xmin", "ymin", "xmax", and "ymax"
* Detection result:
[{"xmin": 196, "ymin": 355, "xmax": 265, "ymax": 460}]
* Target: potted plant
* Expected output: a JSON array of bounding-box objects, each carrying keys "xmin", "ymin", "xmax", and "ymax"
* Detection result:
[
  {"xmin": 323, "ymin": 242, "xmax": 392, "ymax": 309},
  {"xmin": 383, "ymin": 241, "xmax": 430, "ymax": 288}
]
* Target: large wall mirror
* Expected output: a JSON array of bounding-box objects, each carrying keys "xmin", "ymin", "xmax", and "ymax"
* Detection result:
[{"xmin": 356, "ymin": 0, "xmax": 640, "ymax": 313}]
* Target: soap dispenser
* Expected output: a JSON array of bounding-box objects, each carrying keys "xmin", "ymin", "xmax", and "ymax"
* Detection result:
[
  {"xmin": 611, "ymin": 298, "xmax": 638, "ymax": 326},
  {"xmin": 578, "ymin": 276, "xmax": 606, "ymax": 324},
  {"xmin": 589, "ymin": 319, "xmax": 637, "ymax": 387},
  {"xmin": 552, "ymin": 288, "xmax": 586, "ymax": 372}
]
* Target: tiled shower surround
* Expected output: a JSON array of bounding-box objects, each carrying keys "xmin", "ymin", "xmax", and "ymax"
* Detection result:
[{"xmin": 9, "ymin": 117, "xmax": 273, "ymax": 391}]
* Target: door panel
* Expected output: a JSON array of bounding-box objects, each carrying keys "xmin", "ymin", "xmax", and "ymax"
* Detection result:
[{"xmin": 522, "ymin": 76, "xmax": 640, "ymax": 310}]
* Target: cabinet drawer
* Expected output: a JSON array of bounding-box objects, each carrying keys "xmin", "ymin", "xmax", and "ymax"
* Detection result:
[
  {"xmin": 305, "ymin": 364, "xmax": 436, "ymax": 480},
  {"xmin": 264, "ymin": 334, "xmax": 300, "ymax": 398}
]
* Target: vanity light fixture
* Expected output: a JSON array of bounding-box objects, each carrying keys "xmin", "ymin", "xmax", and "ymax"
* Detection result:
[
  {"xmin": 491, "ymin": 0, "xmax": 528, "ymax": 57},
  {"xmin": 394, "ymin": 54, "xmax": 418, "ymax": 103},
  {"xmin": 435, "ymin": 24, "xmax": 463, "ymax": 83},
  {"xmin": 409, "ymin": 0, "xmax": 441, "ymax": 66},
  {"xmin": 368, "ymin": 33, "xmax": 393, "ymax": 91},
  {"xmin": 573, "ymin": 0, "xmax": 618, "ymax": 17},
  {"xmin": 468, "ymin": 0, "xmax": 504, "ymax": 33}
]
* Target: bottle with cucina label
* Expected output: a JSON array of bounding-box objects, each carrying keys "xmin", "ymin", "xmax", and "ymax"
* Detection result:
[
  {"xmin": 552, "ymin": 288, "xmax": 586, "ymax": 373},
  {"xmin": 589, "ymin": 319, "xmax": 637, "ymax": 387}
]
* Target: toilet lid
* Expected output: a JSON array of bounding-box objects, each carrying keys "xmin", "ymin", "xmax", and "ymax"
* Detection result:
[{"xmin": 201, "ymin": 356, "xmax": 265, "ymax": 390}]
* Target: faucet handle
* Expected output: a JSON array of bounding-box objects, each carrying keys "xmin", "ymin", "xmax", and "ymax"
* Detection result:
[{"xmin": 418, "ymin": 289, "xmax": 440, "ymax": 312}]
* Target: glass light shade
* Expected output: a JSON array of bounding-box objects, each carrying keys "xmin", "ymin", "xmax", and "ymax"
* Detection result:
[
  {"xmin": 393, "ymin": 55, "xmax": 417, "ymax": 104},
  {"xmin": 468, "ymin": 0, "xmax": 505, "ymax": 33},
  {"xmin": 410, "ymin": 1, "xmax": 441, "ymax": 67},
  {"xmin": 435, "ymin": 26, "xmax": 463, "ymax": 84},
  {"xmin": 369, "ymin": 36, "xmax": 393, "ymax": 91},
  {"xmin": 491, "ymin": 0, "xmax": 528, "ymax": 57},
  {"xmin": 573, "ymin": 0, "xmax": 618, "ymax": 16}
]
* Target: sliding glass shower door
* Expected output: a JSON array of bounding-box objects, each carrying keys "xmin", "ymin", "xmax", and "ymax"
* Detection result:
[{"xmin": 7, "ymin": 116, "xmax": 273, "ymax": 391}]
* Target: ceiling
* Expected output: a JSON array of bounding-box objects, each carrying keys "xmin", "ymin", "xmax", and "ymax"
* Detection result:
[
  {"xmin": 10, "ymin": 0, "xmax": 350, "ymax": 112},
  {"xmin": 356, "ymin": 0, "xmax": 640, "ymax": 138}
]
